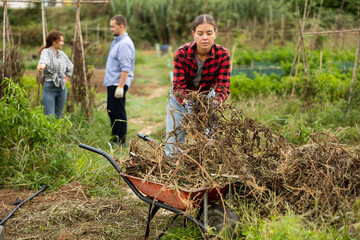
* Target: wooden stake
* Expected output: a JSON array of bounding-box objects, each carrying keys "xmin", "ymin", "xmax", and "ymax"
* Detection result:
[
  {"xmin": 280, "ymin": 15, "xmax": 284, "ymax": 45},
  {"xmin": 291, "ymin": 50, "xmax": 302, "ymax": 100},
  {"xmin": 270, "ymin": 5, "xmax": 274, "ymax": 49},
  {"xmin": 284, "ymin": 42, "xmax": 300, "ymax": 98},
  {"xmin": 37, "ymin": 0, "xmax": 47, "ymax": 106},
  {"xmin": 70, "ymin": 20, "xmax": 78, "ymax": 112},
  {"xmin": 348, "ymin": 10, "xmax": 360, "ymax": 106},
  {"xmin": 319, "ymin": 51, "xmax": 322, "ymax": 71},
  {"xmin": 2, "ymin": 0, "xmax": 7, "ymax": 81},
  {"xmin": 96, "ymin": 23, "xmax": 100, "ymax": 45},
  {"xmin": 41, "ymin": 0, "xmax": 46, "ymax": 46},
  {"xmin": 296, "ymin": 3, "xmax": 311, "ymax": 77},
  {"xmin": 75, "ymin": 0, "xmax": 90, "ymax": 122}
]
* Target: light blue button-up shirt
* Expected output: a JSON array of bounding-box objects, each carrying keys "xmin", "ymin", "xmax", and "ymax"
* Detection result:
[{"xmin": 104, "ymin": 33, "xmax": 135, "ymax": 87}]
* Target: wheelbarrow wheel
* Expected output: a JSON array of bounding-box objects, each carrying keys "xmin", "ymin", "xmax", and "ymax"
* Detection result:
[{"xmin": 207, "ymin": 205, "xmax": 241, "ymax": 239}]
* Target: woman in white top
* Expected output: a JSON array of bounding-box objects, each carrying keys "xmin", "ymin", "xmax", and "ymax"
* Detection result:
[{"xmin": 37, "ymin": 30, "xmax": 73, "ymax": 119}]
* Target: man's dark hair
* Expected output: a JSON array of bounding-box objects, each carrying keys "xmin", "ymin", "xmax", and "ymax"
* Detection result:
[
  {"xmin": 111, "ymin": 15, "xmax": 127, "ymax": 28},
  {"xmin": 192, "ymin": 14, "xmax": 217, "ymax": 32}
]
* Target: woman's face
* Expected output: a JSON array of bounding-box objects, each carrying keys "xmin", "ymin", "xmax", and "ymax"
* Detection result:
[
  {"xmin": 192, "ymin": 23, "xmax": 217, "ymax": 53},
  {"xmin": 52, "ymin": 36, "xmax": 64, "ymax": 50}
]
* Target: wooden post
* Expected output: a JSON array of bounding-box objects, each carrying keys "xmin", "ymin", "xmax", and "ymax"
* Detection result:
[
  {"xmin": 5, "ymin": 3, "xmax": 13, "ymax": 78},
  {"xmin": 348, "ymin": 10, "xmax": 360, "ymax": 105},
  {"xmin": 269, "ymin": 5, "xmax": 274, "ymax": 49},
  {"xmin": 291, "ymin": 49, "xmax": 302, "ymax": 99},
  {"xmin": 284, "ymin": 43, "xmax": 301, "ymax": 97},
  {"xmin": 253, "ymin": 15, "xmax": 257, "ymax": 42},
  {"xmin": 263, "ymin": 17, "xmax": 268, "ymax": 47},
  {"xmin": 296, "ymin": 3, "xmax": 311, "ymax": 77},
  {"xmin": 104, "ymin": 24, "xmax": 107, "ymax": 42},
  {"xmin": 319, "ymin": 51, "xmax": 323, "ymax": 71},
  {"xmin": 76, "ymin": 0, "xmax": 90, "ymax": 122},
  {"xmin": 70, "ymin": 21, "xmax": 78, "ymax": 112},
  {"xmin": 37, "ymin": 0, "xmax": 47, "ymax": 106},
  {"xmin": 96, "ymin": 23, "xmax": 100, "ymax": 45},
  {"xmin": 41, "ymin": 0, "xmax": 46, "ymax": 46},
  {"xmin": 280, "ymin": 15, "xmax": 284, "ymax": 45},
  {"xmin": 85, "ymin": 21, "xmax": 88, "ymax": 42},
  {"xmin": 2, "ymin": 0, "xmax": 7, "ymax": 81}
]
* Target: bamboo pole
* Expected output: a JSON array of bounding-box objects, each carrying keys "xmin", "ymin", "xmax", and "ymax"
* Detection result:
[
  {"xmin": 348, "ymin": 10, "xmax": 360, "ymax": 106},
  {"xmin": 284, "ymin": 0, "xmax": 311, "ymax": 98},
  {"xmin": 284, "ymin": 42, "xmax": 300, "ymax": 98},
  {"xmin": 2, "ymin": 0, "xmax": 7, "ymax": 81},
  {"xmin": 296, "ymin": 2, "xmax": 311, "ymax": 77},
  {"xmin": 300, "ymin": 28, "xmax": 360, "ymax": 36},
  {"xmin": 85, "ymin": 21, "xmax": 88, "ymax": 42},
  {"xmin": 270, "ymin": 5, "xmax": 274, "ymax": 49},
  {"xmin": 41, "ymin": 0, "xmax": 46, "ymax": 46},
  {"xmin": 75, "ymin": 0, "xmax": 90, "ymax": 122},
  {"xmin": 291, "ymin": 46, "xmax": 302, "ymax": 99},
  {"xmin": 5, "ymin": 4, "xmax": 13, "ymax": 79},
  {"xmin": 280, "ymin": 15, "xmax": 284, "ymax": 45},
  {"xmin": 96, "ymin": 23, "xmax": 100, "ymax": 45},
  {"xmin": 310, "ymin": 0, "xmax": 323, "ymax": 49},
  {"xmin": 263, "ymin": 17, "xmax": 268, "ymax": 47},
  {"xmin": 37, "ymin": 0, "xmax": 47, "ymax": 105},
  {"xmin": 70, "ymin": 19, "xmax": 78, "ymax": 112}
]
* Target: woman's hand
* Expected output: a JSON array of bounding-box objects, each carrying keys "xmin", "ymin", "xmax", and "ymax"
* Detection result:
[
  {"xmin": 64, "ymin": 76, "xmax": 70, "ymax": 84},
  {"xmin": 37, "ymin": 63, "xmax": 46, "ymax": 72}
]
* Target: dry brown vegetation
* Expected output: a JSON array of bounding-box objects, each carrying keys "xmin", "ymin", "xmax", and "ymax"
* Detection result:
[{"xmin": 126, "ymin": 91, "xmax": 360, "ymax": 218}]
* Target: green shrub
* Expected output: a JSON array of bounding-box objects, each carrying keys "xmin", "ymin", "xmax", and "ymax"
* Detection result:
[{"xmin": 0, "ymin": 78, "xmax": 73, "ymax": 188}]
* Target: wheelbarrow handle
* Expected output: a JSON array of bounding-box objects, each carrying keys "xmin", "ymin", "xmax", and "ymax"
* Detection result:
[
  {"xmin": 137, "ymin": 133, "xmax": 158, "ymax": 144},
  {"xmin": 79, "ymin": 143, "xmax": 123, "ymax": 174}
]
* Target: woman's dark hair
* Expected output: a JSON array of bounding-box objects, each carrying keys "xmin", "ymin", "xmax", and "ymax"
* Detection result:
[
  {"xmin": 191, "ymin": 14, "xmax": 217, "ymax": 32},
  {"xmin": 38, "ymin": 30, "xmax": 64, "ymax": 55}
]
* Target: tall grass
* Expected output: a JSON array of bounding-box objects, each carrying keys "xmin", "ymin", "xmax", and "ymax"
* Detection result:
[{"xmin": 0, "ymin": 78, "xmax": 73, "ymax": 188}]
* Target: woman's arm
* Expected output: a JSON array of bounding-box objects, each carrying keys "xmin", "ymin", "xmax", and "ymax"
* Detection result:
[
  {"xmin": 37, "ymin": 49, "xmax": 49, "ymax": 72},
  {"xmin": 64, "ymin": 53, "xmax": 74, "ymax": 78},
  {"xmin": 214, "ymin": 49, "xmax": 231, "ymax": 102},
  {"xmin": 173, "ymin": 48, "xmax": 189, "ymax": 104}
]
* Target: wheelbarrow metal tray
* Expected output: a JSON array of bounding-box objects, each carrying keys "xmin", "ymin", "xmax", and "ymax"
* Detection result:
[{"xmin": 120, "ymin": 173, "xmax": 229, "ymax": 210}]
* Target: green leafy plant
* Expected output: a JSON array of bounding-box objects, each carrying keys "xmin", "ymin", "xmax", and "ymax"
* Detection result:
[{"xmin": 0, "ymin": 78, "xmax": 73, "ymax": 188}]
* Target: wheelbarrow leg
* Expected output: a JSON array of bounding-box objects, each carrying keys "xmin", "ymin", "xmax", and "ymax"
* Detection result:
[
  {"xmin": 157, "ymin": 214, "xmax": 180, "ymax": 239},
  {"xmin": 145, "ymin": 204, "xmax": 160, "ymax": 240}
]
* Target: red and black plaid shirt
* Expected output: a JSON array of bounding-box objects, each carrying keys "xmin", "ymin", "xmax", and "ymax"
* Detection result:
[{"xmin": 173, "ymin": 41, "xmax": 231, "ymax": 104}]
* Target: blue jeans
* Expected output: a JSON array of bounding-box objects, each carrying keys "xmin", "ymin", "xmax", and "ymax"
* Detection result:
[
  {"xmin": 165, "ymin": 90, "xmax": 215, "ymax": 156},
  {"xmin": 42, "ymin": 81, "xmax": 67, "ymax": 119},
  {"xmin": 165, "ymin": 91, "xmax": 187, "ymax": 156}
]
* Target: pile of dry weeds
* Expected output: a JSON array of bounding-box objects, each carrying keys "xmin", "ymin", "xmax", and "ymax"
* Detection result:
[{"xmin": 125, "ymin": 91, "xmax": 360, "ymax": 215}]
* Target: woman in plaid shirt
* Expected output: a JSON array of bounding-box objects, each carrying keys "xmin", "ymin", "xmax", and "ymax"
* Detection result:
[
  {"xmin": 37, "ymin": 30, "xmax": 74, "ymax": 119},
  {"xmin": 165, "ymin": 14, "xmax": 231, "ymax": 156}
]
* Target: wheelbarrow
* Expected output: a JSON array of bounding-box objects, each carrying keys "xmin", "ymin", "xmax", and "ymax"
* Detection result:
[{"xmin": 79, "ymin": 133, "xmax": 240, "ymax": 239}]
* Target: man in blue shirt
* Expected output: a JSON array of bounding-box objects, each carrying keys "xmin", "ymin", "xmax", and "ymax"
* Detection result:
[{"xmin": 104, "ymin": 15, "xmax": 135, "ymax": 146}]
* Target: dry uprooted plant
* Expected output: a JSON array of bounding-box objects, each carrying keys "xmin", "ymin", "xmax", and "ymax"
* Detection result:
[{"xmin": 124, "ymin": 91, "xmax": 360, "ymax": 217}]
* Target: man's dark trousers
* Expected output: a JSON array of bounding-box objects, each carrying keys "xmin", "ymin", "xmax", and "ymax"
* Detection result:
[{"xmin": 107, "ymin": 85, "xmax": 128, "ymax": 145}]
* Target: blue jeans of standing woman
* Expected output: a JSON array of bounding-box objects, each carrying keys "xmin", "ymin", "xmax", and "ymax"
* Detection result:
[
  {"xmin": 42, "ymin": 81, "xmax": 67, "ymax": 119},
  {"xmin": 165, "ymin": 89, "xmax": 215, "ymax": 156}
]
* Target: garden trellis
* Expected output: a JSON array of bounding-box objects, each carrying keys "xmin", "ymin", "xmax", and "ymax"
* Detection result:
[
  {"xmin": 1, "ymin": 0, "xmax": 108, "ymax": 121},
  {"xmin": 283, "ymin": 0, "xmax": 360, "ymax": 105},
  {"xmin": 1, "ymin": 0, "xmax": 24, "ymax": 98}
]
